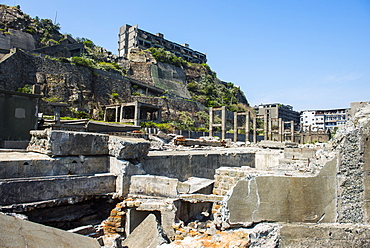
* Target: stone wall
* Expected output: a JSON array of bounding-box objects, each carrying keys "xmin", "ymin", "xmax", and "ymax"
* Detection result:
[
  {"xmin": 0, "ymin": 49, "xmax": 206, "ymax": 120},
  {"xmin": 0, "ymin": 50, "xmax": 132, "ymax": 116}
]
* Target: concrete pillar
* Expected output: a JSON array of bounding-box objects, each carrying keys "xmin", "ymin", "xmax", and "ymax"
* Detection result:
[
  {"xmin": 115, "ymin": 106, "xmax": 119, "ymax": 123},
  {"xmin": 32, "ymin": 84, "xmax": 41, "ymax": 95},
  {"xmin": 264, "ymin": 114, "xmax": 268, "ymax": 140},
  {"xmin": 134, "ymin": 101, "xmax": 140, "ymax": 126},
  {"xmin": 268, "ymin": 118, "xmax": 272, "ymax": 141},
  {"xmin": 290, "ymin": 121, "xmax": 294, "ymax": 142},
  {"xmin": 209, "ymin": 107, "xmax": 214, "ymax": 137},
  {"xmin": 253, "ymin": 117, "xmax": 257, "ymax": 143},
  {"xmin": 54, "ymin": 106, "xmax": 61, "ymax": 126},
  {"xmin": 246, "ymin": 111, "xmax": 250, "ymax": 142},
  {"xmin": 120, "ymin": 105, "xmax": 124, "ymax": 123},
  {"xmin": 104, "ymin": 108, "xmax": 107, "ymax": 122},
  {"xmin": 221, "ymin": 106, "xmax": 226, "ymax": 140},
  {"xmin": 233, "ymin": 112, "xmax": 238, "ymax": 142},
  {"xmin": 279, "ymin": 118, "xmax": 283, "ymax": 142}
]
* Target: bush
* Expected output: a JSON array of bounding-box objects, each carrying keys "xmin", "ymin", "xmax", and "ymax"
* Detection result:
[
  {"xmin": 16, "ymin": 84, "xmax": 32, "ymax": 94},
  {"xmin": 71, "ymin": 56, "xmax": 95, "ymax": 67},
  {"xmin": 146, "ymin": 47, "xmax": 188, "ymax": 67}
]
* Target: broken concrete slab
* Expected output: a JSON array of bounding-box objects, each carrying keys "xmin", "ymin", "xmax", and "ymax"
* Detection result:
[
  {"xmin": 225, "ymin": 156, "xmax": 338, "ymax": 225},
  {"xmin": 0, "ymin": 213, "xmax": 101, "ymax": 247},
  {"xmin": 27, "ymin": 130, "xmax": 109, "ymax": 156},
  {"xmin": 122, "ymin": 213, "xmax": 168, "ymax": 248},
  {"xmin": 129, "ymin": 175, "xmax": 179, "ymax": 198},
  {"xmin": 179, "ymin": 177, "xmax": 214, "ymax": 194},
  {"xmin": 108, "ymin": 136, "xmax": 150, "ymax": 160}
]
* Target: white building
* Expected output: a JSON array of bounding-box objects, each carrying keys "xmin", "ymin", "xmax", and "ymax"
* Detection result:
[{"xmin": 301, "ymin": 108, "xmax": 350, "ymax": 132}]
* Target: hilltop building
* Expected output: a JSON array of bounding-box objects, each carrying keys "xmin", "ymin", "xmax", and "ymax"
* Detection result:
[
  {"xmin": 118, "ymin": 24, "xmax": 207, "ymax": 64},
  {"xmin": 300, "ymin": 108, "xmax": 350, "ymax": 132},
  {"xmin": 255, "ymin": 103, "xmax": 300, "ymax": 124}
]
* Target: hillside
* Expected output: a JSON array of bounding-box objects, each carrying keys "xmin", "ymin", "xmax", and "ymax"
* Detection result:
[{"xmin": 0, "ymin": 4, "xmax": 250, "ymax": 131}]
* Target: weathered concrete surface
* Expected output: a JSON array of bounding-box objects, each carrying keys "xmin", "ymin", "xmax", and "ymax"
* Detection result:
[
  {"xmin": 109, "ymin": 157, "xmax": 146, "ymax": 197},
  {"xmin": 0, "ymin": 213, "xmax": 100, "ymax": 248},
  {"xmin": 122, "ymin": 213, "xmax": 168, "ymax": 247},
  {"xmin": 0, "ymin": 152, "xmax": 108, "ymax": 179},
  {"xmin": 108, "ymin": 136, "xmax": 150, "ymax": 160},
  {"xmin": 255, "ymin": 149, "xmax": 284, "ymax": 169},
  {"xmin": 227, "ymin": 157, "xmax": 338, "ymax": 224},
  {"xmin": 27, "ymin": 130, "xmax": 109, "ymax": 156},
  {"xmin": 129, "ymin": 175, "xmax": 179, "ymax": 198},
  {"xmin": 279, "ymin": 223, "xmax": 370, "ymax": 247},
  {"xmin": 330, "ymin": 104, "xmax": 370, "ymax": 223},
  {"xmin": 142, "ymin": 149, "xmax": 255, "ymax": 181},
  {"xmin": 179, "ymin": 177, "xmax": 214, "ymax": 194},
  {"xmin": 0, "ymin": 174, "xmax": 116, "ymax": 205}
]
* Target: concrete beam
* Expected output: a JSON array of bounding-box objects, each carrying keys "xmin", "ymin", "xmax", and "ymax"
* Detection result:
[{"xmin": 0, "ymin": 174, "xmax": 116, "ymax": 205}]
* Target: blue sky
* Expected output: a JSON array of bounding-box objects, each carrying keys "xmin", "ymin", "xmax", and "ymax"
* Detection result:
[{"xmin": 4, "ymin": 0, "xmax": 370, "ymax": 111}]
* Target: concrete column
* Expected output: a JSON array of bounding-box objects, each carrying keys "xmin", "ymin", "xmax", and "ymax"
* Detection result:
[
  {"xmin": 268, "ymin": 118, "xmax": 272, "ymax": 141},
  {"xmin": 32, "ymin": 84, "xmax": 41, "ymax": 95},
  {"xmin": 246, "ymin": 111, "xmax": 250, "ymax": 142},
  {"xmin": 209, "ymin": 107, "xmax": 213, "ymax": 137},
  {"xmin": 134, "ymin": 101, "xmax": 140, "ymax": 126},
  {"xmin": 120, "ymin": 105, "xmax": 124, "ymax": 122},
  {"xmin": 104, "ymin": 108, "xmax": 107, "ymax": 122},
  {"xmin": 54, "ymin": 106, "xmax": 61, "ymax": 126},
  {"xmin": 253, "ymin": 117, "xmax": 257, "ymax": 143},
  {"xmin": 264, "ymin": 113, "xmax": 268, "ymax": 140},
  {"xmin": 115, "ymin": 106, "xmax": 119, "ymax": 123},
  {"xmin": 279, "ymin": 118, "xmax": 283, "ymax": 142},
  {"xmin": 233, "ymin": 112, "xmax": 238, "ymax": 142},
  {"xmin": 221, "ymin": 106, "xmax": 226, "ymax": 140},
  {"xmin": 290, "ymin": 121, "xmax": 294, "ymax": 142}
]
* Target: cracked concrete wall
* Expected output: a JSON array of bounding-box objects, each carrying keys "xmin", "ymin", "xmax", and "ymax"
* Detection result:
[
  {"xmin": 141, "ymin": 152, "xmax": 255, "ymax": 181},
  {"xmin": 226, "ymin": 157, "xmax": 338, "ymax": 224}
]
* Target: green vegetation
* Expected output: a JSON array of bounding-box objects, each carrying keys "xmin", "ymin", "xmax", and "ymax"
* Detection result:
[
  {"xmin": 146, "ymin": 47, "xmax": 189, "ymax": 68},
  {"xmin": 132, "ymin": 92, "xmax": 141, "ymax": 96},
  {"xmin": 16, "ymin": 84, "xmax": 32, "ymax": 94},
  {"xmin": 187, "ymin": 73, "xmax": 246, "ymax": 110},
  {"xmin": 43, "ymin": 96, "xmax": 64, "ymax": 103}
]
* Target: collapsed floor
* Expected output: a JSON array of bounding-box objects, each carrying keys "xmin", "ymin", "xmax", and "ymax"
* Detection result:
[{"xmin": 1, "ymin": 104, "xmax": 370, "ymax": 247}]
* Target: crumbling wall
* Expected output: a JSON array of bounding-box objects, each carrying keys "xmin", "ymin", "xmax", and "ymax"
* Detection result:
[{"xmin": 330, "ymin": 104, "xmax": 370, "ymax": 223}]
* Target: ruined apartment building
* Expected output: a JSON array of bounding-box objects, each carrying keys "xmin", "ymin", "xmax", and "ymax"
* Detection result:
[
  {"xmin": 118, "ymin": 24, "xmax": 207, "ymax": 63},
  {"xmin": 256, "ymin": 103, "xmax": 301, "ymax": 124}
]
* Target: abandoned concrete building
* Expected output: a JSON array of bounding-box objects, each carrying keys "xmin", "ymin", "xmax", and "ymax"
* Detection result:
[
  {"xmin": 118, "ymin": 24, "xmax": 207, "ymax": 63},
  {"xmin": 255, "ymin": 103, "xmax": 301, "ymax": 125}
]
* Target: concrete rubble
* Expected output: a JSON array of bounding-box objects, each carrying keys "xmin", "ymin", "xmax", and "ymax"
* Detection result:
[{"xmin": 0, "ymin": 103, "xmax": 370, "ymax": 247}]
